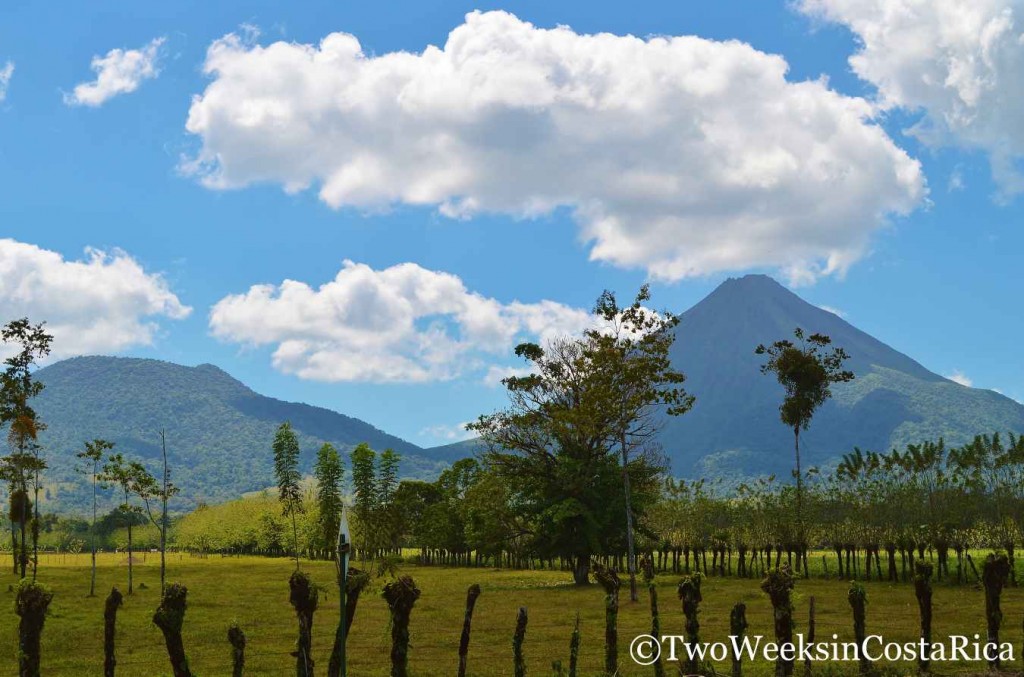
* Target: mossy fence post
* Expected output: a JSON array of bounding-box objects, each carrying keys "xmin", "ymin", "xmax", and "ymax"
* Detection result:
[
  {"xmin": 513, "ymin": 606, "xmax": 528, "ymax": 677},
  {"xmin": 383, "ymin": 575, "xmax": 421, "ymax": 677},
  {"xmin": 678, "ymin": 571, "xmax": 703, "ymax": 676},
  {"xmin": 289, "ymin": 571, "xmax": 319, "ymax": 677},
  {"xmin": 593, "ymin": 560, "xmax": 621, "ymax": 675},
  {"xmin": 982, "ymin": 553, "xmax": 1010, "ymax": 670},
  {"xmin": 762, "ymin": 565, "xmax": 795, "ymax": 677},
  {"xmin": 103, "ymin": 586, "xmax": 123, "ymax": 677},
  {"xmin": 152, "ymin": 582, "xmax": 194, "ymax": 677},
  {"xmin": 848, "ymin": 582, "xmax": 870, "ymax": 674},
  {"xmin": 228, "ymin": 622, "xmax": 246, "ymax": 677},
  {"xmin": 730, "ymin": 602, "xmax": 748, "ymax": 677},
  {"xmin": 15, "ymin": 579, "xmax": 53, "ymax": 677},
  {"xmin": 913, "ymin": 561, "xmax": 933, "ymax": 674},
  {"xmin": 458, "ymin": 583, "xmax": 482, "ymax": 677},
  {"xmin": 642, "ymin": 556, "xmax": 665, "ymax": 677}
]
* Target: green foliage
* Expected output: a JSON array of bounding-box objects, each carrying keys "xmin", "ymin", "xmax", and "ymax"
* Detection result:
[{"xmin": 313, "ymin": 443, "xmax": 343, "ymax": 557}]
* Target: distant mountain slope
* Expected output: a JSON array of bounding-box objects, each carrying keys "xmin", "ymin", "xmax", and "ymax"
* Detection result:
[
  {"xmin": 663, "ymin": 275, "xmax": 1024, "ymax": 478},
  {"xmin": 429, "ymin": 275, "xmax": 1024, "ymax": 480},
  {"xmin": 33, "ymin": 356, "xmax": 445, "ymax": 511}
]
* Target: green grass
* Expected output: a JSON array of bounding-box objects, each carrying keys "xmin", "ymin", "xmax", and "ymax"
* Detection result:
[{"xmin": 0, "ymin": 552, "xmax": 1022, "ymax": 675}]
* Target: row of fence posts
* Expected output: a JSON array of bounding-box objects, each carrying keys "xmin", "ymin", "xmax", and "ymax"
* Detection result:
[{"xmin": 8, "ymin": 551, "xmax": 1021, "ymax": 676}]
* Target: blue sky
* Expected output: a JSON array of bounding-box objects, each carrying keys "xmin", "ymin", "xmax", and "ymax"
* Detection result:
[{"xmin": 0, "ymin": 0, "xmax": 1021, "ymax": 447}]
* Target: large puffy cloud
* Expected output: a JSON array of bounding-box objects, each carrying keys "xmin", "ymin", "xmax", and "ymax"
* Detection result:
[
  {"xmin": 209, "ymin": 260, "xmax": 593, "ymax": 383},
  {"xmin": 799, "ymin": 0, "xmax": 1024, "ymax": 196},
  {"xmin": 0, "ymin": 239, "xmax": 191, "ymax": 357},
  {"xmin": 184, "ymin": 11, "xmax": 925, "ymax": 284},
  {"xmin": 65, "ymin": 37, "xmax": 165, "ymax": 107}
]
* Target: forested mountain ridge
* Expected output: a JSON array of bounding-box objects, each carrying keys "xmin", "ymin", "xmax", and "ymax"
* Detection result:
[{"xmin": 32, "ymin": 356, "xmax": 446, "ymax": 511}]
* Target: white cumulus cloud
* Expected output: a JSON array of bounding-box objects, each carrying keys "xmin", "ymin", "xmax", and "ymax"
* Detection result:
[
  {"xmin": 798, "ymin": 0, "xmax": 1024, "ymax": 197},
  {"xmin": 945, "ymin": 369, "xmax": 974, "ymax": 387},
  {"xmin": 0, "ymin": 239, "xmax": 191, "ymax": 357},
  {"xmin": 0, "ymin": 61, "xmax": 13, "ymax": 103},
  {"xmin": 208, "ymin": 260, "xmax": 593, "ymax": 383},
  {"xmin": 65, "ymin": 37, "xmax": 165, "ymax": 107},
  {"xmin": 184, "ymin": 11, "xmax": 925, "ymax": 285}
]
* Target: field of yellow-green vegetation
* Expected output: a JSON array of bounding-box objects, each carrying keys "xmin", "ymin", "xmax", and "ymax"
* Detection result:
[{"xmin": 1, "ymin": 553, "xmax": 1023, "ymax": 675}]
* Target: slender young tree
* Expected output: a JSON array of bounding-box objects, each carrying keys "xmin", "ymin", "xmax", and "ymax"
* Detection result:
[
  {"xmin": 0, "ymin": 318, "xmax": 53, "ymax": 580},
  {"xmin": 76, "ymin": 439, "xmax": 114, "ymax": 597},
  {"xmin": 272, "ymin": 422, "xmax": 303, "ymax": 569},
  {"xmin": 99, "ymin": 453, "xmax": 144, "ymax": 595},
  {"xmin": 756, "ymin": 327, "xmax": 853, "ymax": 571},
  {"xmin": 314, "ymin": 443, "xmax": 344, "ymax": 559},
  {"xmin": 590, "ymin": 284, "xmax": 694, "ymax": 602},
  {"xmin": 134, "ymin": 453, "xmax": 178, "ymax": 592}
]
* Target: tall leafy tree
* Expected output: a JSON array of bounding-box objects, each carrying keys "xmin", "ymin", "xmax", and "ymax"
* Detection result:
[
  {"xmin": 470, "ymin": 332, "xmax": 664, "ymax": 585},
  {"xmin": 314, "ymin": 443, "xmax": 344, "ymax": 559},
  {"xmin": 350, "ymin": 443, "xmax": 378, "ymax": 560},
  {"xmin": 756, "ymin": 327, "xmax": 853, "ymax": 567},
  {"xmin": 273, "ymin": 422, "xmax": 304, "ymax": 570},
  {"xmin": 378, "ymin": 449, "xmax": 401, "ymax": 553},
  {"xmin": 76, "ymin": 439, "xmax": 114, "ymax": 597},
  {"xmin": 589, "ymin": 284, "xmax": 694, "ymax": 601},
  {"xmin": 0, "ymin": 318, "xmax": 53, "ymax": 580}
]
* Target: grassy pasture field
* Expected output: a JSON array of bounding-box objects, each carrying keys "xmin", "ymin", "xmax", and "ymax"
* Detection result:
[{"xmin": 1, "ymin": 553, "xmax": 1023, "ymax": 675}]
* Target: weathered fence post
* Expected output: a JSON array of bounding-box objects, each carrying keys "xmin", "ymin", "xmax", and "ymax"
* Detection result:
[
  {"xmin": 458, "ymin": 584, "xmax": 481, "ymax": 677},
  {"xmin": 513, "ymin": 606, "xmax": 528, "ymax": 677},
  {"xmin": 804, "ymin": 596, "xmax": 815, "ymax": 677},
  {"xmin": 730, "ymin": 602, "xmax": 748, "ymax": 677},
  {"xmin": 593, "ymin": 560, "xmax": 621, "ymax": 675},
  {"xmin": 982, "ymin": 553, "xmax": 1010, "ymax": 670},
  {"xmin": 569, "ymin": 611, "xmax": 581, "ymax": 677},
  {"xmin": 848, "ymin": 582, "xmax": 870, "ymax": 674},
  {"xmin": 288, "ymin": 571, "xmax": 319, "ymax": 677},
  {"xmin": 15, "ymin": 579, "xmax": 53, "ymax": 677},
  {"xmin": 762, "ymin": 565, "xmax": 795, "ymax": 677},
  {"xmin": 383, "ymin": 575, "xmax": 421, "ymax": 677},
  {"xmin": 152, "ymin": 582, "xmax": 194, "ymax": 677},
  {"xmin": 228, "ymin": 622, "xmax": 246, "ymax": 677},
  {"xmin": 641, "ymin": 556, "xmax": 665, "ymax": 677},
  {"xmin": 913, "ymin": 561, "xmax": 932, "ymax": 674},
  {"xmin": 678, "ymin": 572, "xmax": 703, "ymax": 676},
  {"xmin": 104, "ymin": 587, "xmax": 123, "ymax": 677}
]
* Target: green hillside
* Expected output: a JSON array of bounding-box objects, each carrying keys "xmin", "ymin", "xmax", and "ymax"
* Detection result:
[{"xmin": 31, "ymin": 356, "xmax": 445, "ymax": 512}]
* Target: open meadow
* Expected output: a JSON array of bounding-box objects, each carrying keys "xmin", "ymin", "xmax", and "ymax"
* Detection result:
[{"xmin": 1, "ymin": 553, "xmax": 1023, "ymax": 676}]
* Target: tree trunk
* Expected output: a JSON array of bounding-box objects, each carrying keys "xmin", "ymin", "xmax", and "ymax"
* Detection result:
[
  {"xmin": 678, "ymin": 573, "xmax": 703, "ymax": 676},
  {"xmin": 15, "ymin": 580, "xmax": 53, "ymax": 677},
  {"xmin": 762, "ymin": 566, "xmax": 794, "ymax": 677},
  {"xmin": 228, "ymin": 623, "xmax": 246, "ymax": 677},
  {"xmin": 572, "ymin": 554, "xmax": 589, "ymax": 585},
  {"xmin": 104, "ymin": 587, "xmax": 123, "ymax": 677},
  {"xmin": 289, "ymin": 571, "xmax": 319, "ymax": 677},
  {"xmin": 458, "ymin": 584, "xmax": 481, "ymax": 677},
  {"xmin": 913, "ymin": 561, "xmax": 932, "ymax": 674},
  {"xmin": 383, "ymin": 576, "xmax": 421, "ymax": 677},
  {"xmin": 593, "ymin": 561, "xmax": 620, "ymax": 675},
  {"xmin": 982, "ymin": 554, "xmax": 1010, "ymax": 670},
  {"xmin": 731, "ymin": 602, "xmax": 748, "ymax": 677},
  {"xmin": 513, "ymin": 606, "xmax": 528, "ymax": 677},
  {"xmin": 152, "ymin": 583, "xmax": 193, "ymax": 677}
]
